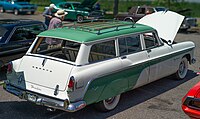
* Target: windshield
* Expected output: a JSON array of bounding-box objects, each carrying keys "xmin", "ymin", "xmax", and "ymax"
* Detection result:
[
  {"xmin": 73, "ymin": 3, "xmax": 81, "ymax": 9},
  {"xmin": 0, "ymin": 27, "xmax": 8, "ymax": 41},
  {"xmin": 31, "ymin": 37, "xmax": 81, "ymax": 62}
]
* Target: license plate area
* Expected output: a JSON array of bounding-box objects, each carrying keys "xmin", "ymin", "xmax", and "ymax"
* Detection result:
[{"xmin": 27, "ymin": 94, "xmax": 37, "ymax": 102}]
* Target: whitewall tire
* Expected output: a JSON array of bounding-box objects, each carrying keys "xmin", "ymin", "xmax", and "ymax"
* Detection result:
[
  {"xmin": 95, "ymin": 94, "xmax": 121, "ymax": 112},
  {"xmin": 176, "ymin": 57, "xmax": 188, "ymax": 80}
]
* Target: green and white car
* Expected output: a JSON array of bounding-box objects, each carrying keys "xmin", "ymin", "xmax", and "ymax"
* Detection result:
[
  {"xmin": 4, "ymin": 11, "xmax": 196, "ymax": 112},
  {"xmin": 51, "ymin": 0, "xmax": 104, "ymax": 22}
]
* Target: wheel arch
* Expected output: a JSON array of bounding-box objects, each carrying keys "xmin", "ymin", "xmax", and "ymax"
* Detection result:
[
  {"xmin": 183, "ymin": 54, "xmax": 191, "ymax": 64},
  {"xmin": 124, "ymin": 17, "xmax": 134, "ymax": 22}
]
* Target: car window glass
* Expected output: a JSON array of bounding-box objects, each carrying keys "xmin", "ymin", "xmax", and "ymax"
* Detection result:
[
  {"xmin": 143, "ymin": 32, "xmax": 160, "ymax": 49},
  {"xmin": 32, "ymin": 37, "xmax": 81, "ymax": 62},
  {"xmin": 60, "ymin": 3, "xmax": 72, "ymax": 9},
  {"xmin": 119, "ymin": 34, "xmax": 141, "ymax": 55},
  {"xmin": 147, "ymin": 8, "xmax": 155, "ymax": 14},
  {"xmin": 137, "ymin": 8, "xmax": 145, "ymax": 14},
  {"xmin": 0, "ymin": 26, "xmax": 8, "ymax": 41},
  {"xmin": 10, "ymin": 24, "xmax": 45, "ymax": 42},
  {"xmin": 72, "ymin": 3, "xmax": 80, "ymax": 9},
  {"xmin": 89, "ymin": 40, "xmax": 116, "ymax": 63}
]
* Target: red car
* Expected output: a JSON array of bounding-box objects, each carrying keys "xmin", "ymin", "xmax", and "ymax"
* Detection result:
[{"xmin": 182, "ymin": 80, "xmax": 200, "ymax": 119}]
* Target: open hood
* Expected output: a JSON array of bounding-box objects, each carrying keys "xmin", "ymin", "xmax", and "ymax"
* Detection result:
[
  {"xmin": 51, "ymin": 0, "xmax": 97, "ymax": 9},
  {"xmin": 137, "ymin": 11, "xmax": 184, "ymax": 44}
]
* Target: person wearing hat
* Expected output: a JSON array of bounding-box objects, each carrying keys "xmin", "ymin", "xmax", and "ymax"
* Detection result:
[
  {"xmin": 48, "ymin": 9, "xmax": 68, "ymax": 30},
  {"xmin": 43, "ymin": 3, "xmax": 55, "ymax": 27},
  {"xmin": 46, "ymin": 10, "xmax": 68, "ymax": 45}
]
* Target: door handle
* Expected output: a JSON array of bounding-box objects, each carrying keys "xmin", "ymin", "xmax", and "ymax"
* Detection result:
[{"xmin": 121, "ymin": 56, "xmax": 127, "ymax": 59}]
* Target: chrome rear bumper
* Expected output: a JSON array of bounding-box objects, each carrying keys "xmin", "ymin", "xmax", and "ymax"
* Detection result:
[{"xmin": 3, "ymin": 83, "xmax": 86, "ymax": 112}]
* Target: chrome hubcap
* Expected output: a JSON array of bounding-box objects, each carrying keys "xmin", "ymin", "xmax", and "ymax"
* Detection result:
[
  {"xmin": 179, "ymin": 61, "xmax": 185, "ymax": 75},
  {"xmin": 105, "ymin": 97, "xmax": 115, "ymax": 105}
]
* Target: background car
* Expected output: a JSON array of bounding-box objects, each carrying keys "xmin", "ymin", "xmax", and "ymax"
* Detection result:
[
  {"xmin": 182, "ymin": 80, "xmax": 200, "ymax": 119},
  {"xmin": 0, "ymin": 0, "xmax": 37, "ymax": 15},
  {"xmin": 50, "ymin": 0, "xmax": 104, "ymax": 22},
  {"xmin": 115, "ymin": 5, "xmax": 156, "ymax": 22},
  {"xmin": 0, "ymin": 19, "xmax": 46, "ymax": 67}
]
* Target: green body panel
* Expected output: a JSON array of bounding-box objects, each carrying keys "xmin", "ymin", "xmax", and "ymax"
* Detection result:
[
  {"xmin": 38, "ymin": 23, "xmax": 154, "ymax": 43},
  {"xmin": 83, "ymin": 47, "xmax": 194, "ymax": 105}
]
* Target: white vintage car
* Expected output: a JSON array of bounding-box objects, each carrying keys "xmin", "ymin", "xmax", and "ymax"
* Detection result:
[{"xmin": 4, "ymin": 11, "xmax": 195, "ymax": 112}]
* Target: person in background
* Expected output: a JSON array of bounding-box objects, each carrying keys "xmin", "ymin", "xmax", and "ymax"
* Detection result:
[
  {"xmin": 43, "ymin": 4, "xmax": 55, "ymax": 27},
  {"xmin": 46, "ymin": 9, "xmax": 67, "ymax": 45},
  {"xmin": 48, "ymin": 9, "xmax": 67, "ymax": 30},
  {"xmin": 94, "ymin": 2, "xmax": 100, "ymax": 10}
]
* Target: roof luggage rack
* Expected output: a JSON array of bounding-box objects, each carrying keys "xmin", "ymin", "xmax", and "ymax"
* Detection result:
[{"xmin": 63, "ymin": 19, "xmax": 135, "ymax": 35}]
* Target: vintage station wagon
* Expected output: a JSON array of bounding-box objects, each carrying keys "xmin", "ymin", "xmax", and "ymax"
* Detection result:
[{"xmin": 4, "ymin": 11, "xmax": 196, "ymax": 112}]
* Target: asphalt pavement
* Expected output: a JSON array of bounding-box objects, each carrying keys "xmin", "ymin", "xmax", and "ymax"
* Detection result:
[{"xmin": 0, "ymin": 13, "xmax": 200, "ymax": 119}]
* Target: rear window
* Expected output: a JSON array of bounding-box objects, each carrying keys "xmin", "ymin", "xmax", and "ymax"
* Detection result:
[{"xmin": 31, "ymin": 37, "xmax": 81, "ymax": 62}]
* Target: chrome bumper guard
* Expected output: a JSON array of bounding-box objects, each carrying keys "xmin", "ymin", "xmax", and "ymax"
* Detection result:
[
  {"xmin": 4, "ymin": 83, "xmax": 86, "ymax": 112},
  {"xmin": 191, "ymin": 58, "xmax": 196, "ymax": 64}
]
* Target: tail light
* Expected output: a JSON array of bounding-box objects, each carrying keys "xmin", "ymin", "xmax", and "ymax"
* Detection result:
[
  {"xmin": 67, "ymin": 76, "xmax": 75, "ymax": 92},
  {"xmin": 7, "ymin": 62, "xmax": 13, "ymax": 74}
]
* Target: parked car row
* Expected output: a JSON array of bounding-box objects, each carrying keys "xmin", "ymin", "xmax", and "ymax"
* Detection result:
[{"xmin": 2, "ymin": 11, "xmax": 196, "ymax": 113}]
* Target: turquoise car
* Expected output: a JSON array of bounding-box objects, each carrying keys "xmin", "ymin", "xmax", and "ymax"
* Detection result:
[
  {"xmin": 51, "ymin": 0, "xmax": 104, "ymax": 22},
  {"xmin": 0, "ymin": 0, "xmax": 37, "ymax": 15}
]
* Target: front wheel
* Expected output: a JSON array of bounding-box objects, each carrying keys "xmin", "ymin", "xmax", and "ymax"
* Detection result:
[
  {"xmin": 14, "ymin": 9, "xmax": 19, "ymax": 15},
  {"xmin": 77, "ymin": 15, "xmax": 84, "ymax": 22},
  {"xmin": 95, "ymin": 94, "xmax": 121, "ymax": 112},
  {"xmin": 176, "ymin": 57, "xmax": 188, "ymax": 80},
  {"xmin": 0, "ymin": 6, "xmax": 4, "ymax": 13}
]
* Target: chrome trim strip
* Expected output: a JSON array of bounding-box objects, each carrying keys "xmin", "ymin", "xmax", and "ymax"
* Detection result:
[{"xmin": 4, "ymin": 84, "xmax": 86, "ymax": 112}]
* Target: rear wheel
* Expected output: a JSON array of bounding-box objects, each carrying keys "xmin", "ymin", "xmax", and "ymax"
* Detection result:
[
  {"xmin": 0, "ymin": 6, "xmax": 4, "ymax": 13},
  {"xmin": 14, "ymin": 9, "xmax": 19, "ymax": 15},
  {"xmin": 95, "ymin": 94, "xmax": 121, "ymax": 112},
  {"xmin": 77, "ymin": 15, "xmax": 84, "ymax": 22},
  {"xmin": 176, "ymin": 57, "xmax": 188, "ymax": 79}
]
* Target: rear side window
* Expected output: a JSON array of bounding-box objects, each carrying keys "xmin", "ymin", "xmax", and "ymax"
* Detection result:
[
  {"xmin": 89, "ymin": 40, "xmax": 116, "ymax": 63},
  {"xmin": 118, "ymin": 34, "xmax": 141, "ymax": 55},
  {"xmin": 137, "ymin": 8, "xmax": 145, "ymax": 14}
]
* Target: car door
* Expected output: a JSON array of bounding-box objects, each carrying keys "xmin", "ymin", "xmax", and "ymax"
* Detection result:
[
  {"xmin": 142, "ymin": 32, "xmax": 172, "ymax": 82},
  {"xmin": 135, "ymin": 7, "xmax": 146, "ymax": 21},
  {"xmin": 118, "ymin": 34, "xmax": 149, "ymax": 89},
  {"xmin": 3, "ymin": 0, "xmax": 12, "ymax": 11}
]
